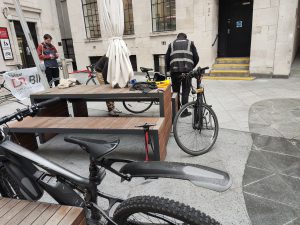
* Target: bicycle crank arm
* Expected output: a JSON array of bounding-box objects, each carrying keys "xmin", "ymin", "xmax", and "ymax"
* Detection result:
[{"xmin": 119, "ymin": 162, "xmax": 232, "ymax": 192}]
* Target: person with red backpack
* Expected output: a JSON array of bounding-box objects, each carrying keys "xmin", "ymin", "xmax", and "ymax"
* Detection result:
[{"xmin": 37, "ymin": 34, "xmax": 59, "ymax": 86}]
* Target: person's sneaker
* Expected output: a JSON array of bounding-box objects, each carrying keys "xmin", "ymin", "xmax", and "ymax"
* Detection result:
[
  {"xmin": 180, "ymin": 111, "xmax": 192, "ymax": 118},
  {"xmin": 108, "ymin": 108, "xmax": 122, "ymax": 117}
]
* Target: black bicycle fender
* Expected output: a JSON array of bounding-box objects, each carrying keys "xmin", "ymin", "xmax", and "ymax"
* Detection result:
[
  {"xmin": 120, "ymin": 161, "xmax": 232, "ymax": 192},
  {"xmin": 4, "ymin": 162, "xmax": 44, "ymax": 200}
]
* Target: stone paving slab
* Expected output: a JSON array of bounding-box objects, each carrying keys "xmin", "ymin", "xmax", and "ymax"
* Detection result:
[
  {"xmin": 1, "ymin": 74, "xmax": 300, "ymax": 224},
  {"xmin": 244, "ymin": 99, "xmax": 300, "ymax": 225}
]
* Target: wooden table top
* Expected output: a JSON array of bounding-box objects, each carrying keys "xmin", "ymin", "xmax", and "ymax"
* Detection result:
[
  {"xmin": 30, "ymin": 84, "xmax": 170, "ymax": 99},
  {"xmin": 0, "ymin": 198, "xmax": 86, "ymax": 225}
]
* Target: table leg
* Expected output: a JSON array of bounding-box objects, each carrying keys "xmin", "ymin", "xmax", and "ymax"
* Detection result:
[
  {"xmin": 34, "ymin": 99, "xmax": 69, "ymax": 143},
  {"xmin": 172, "ymin": 92, "xmax": 179, "ymax": 123},
  {"xmin": 151, "ymin": 131, "xmax": 161, "ymax": 161},
  {"xmin": 72, "ymin": 100, "xmax": 88, "ymax": 117},
  {"xmin": 10, "ymin": 133, "xmax": 38, "ymax": 151}
]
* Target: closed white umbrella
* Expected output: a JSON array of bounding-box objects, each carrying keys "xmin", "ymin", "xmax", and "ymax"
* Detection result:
[{"xmin": 99, "ymin": 0, "xmax": 134, "ymax": 88}]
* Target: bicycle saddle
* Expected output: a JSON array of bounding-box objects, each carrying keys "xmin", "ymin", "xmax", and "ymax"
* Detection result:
[
  {"xmin": 64, "ymin": 136, "xmax": 120, "ymax": 159},
  {"xmin": 140, "ymin": 67, "xmax": 153, "ymax": 72}
]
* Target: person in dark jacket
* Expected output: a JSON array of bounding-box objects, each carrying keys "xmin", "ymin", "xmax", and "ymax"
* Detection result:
[
  {"xmin": 37, "ymin": 34, "xmax": 59, "ymax": 86},
  {"xmin": 94, "ymin": 55, "xmax": 121, "ymax": 116},
  {"xmin": 165, "ymin": 33, "xmax": 199, "ymax": 117}
]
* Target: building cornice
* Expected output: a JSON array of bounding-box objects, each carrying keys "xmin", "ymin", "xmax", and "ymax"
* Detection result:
[
  {"xmin": 150, "ymin": 31, "xmax": 178, "ymax": 37},
  {"xmin": 3, "ymin": 1, "xmax": 42, "ymax": 14}
]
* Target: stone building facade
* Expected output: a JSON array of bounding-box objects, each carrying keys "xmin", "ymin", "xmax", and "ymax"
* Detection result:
[
  {"xmin": 1, "ymin": 0, "xmax": 300, "ymax": 77},
  {"xmin": 0, "ymin": 0, "xmax": 63, "ymax": 72},
  {"xmin": 63, "ymin": 0, "xmax": 300, "ymax": 77}
]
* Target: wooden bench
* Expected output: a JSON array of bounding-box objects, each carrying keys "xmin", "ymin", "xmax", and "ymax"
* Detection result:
[
  {"xmin": 0, "ymin": 197, "xmax": 86, "ymax": 225},
  {"xmin": 6, "ymin": 117, "xmax": 169, "ymax": 161}
]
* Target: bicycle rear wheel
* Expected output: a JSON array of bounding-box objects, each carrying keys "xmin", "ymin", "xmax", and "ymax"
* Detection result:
[
  {"xmin": 112, "ymin": 196, "xmax": 220, "ymax": 225},
  {"xmin": 173, "ymin": 101, "xmax": 219, "ymax": 156},
  {"xmin": 123, "ymin": 101, "xmax": 153, "ymax": 113}
]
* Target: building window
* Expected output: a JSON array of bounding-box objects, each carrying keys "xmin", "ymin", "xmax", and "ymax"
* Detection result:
[
  {"xmin": 82, "ymin": 0, "xmax": 101, "ymax": 38},
  {"xmin": 62, "ymin": 39, "xmax": 77, "ymax": 70},
  {"xmin": 153, "ymin": 54, "xmax": 166, "ymax": 74},
  {"xmin": 151, "ymin": 0, "xmax": 176, "ymax": 32},
  {"xmin": 123, "ymin": 0, "xmax": 134, "ymax": 35},
  {"xmin": 129, "ymin": 55, "xmax": 137, "ymax": 71},
  {"xmin": 89, "ymin": 56, "xmax": 101, "ymax": 65}
]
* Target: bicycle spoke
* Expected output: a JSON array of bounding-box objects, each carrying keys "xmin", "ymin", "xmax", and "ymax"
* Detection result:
[
  {"xmin": 126, "ymin": 212, "xmax": 186, "ymax": 224},
  {"xmin": 174, "ymin": 102, "xmax": 218, "ymax": 155}
]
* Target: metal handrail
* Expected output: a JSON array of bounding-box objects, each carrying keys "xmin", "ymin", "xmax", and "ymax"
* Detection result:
[{"xmin": 212, "ymin": 34, "xmax": 219, "ymax": 47}]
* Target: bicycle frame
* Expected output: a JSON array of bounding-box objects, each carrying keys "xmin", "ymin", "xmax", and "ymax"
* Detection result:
[
  {"xmin": 0, "ymin": 94, "xmax": 228, "ymax": 224},
  {"xmin": 0, "ymin": 134, "xmax": 232, "ymax": 222}
]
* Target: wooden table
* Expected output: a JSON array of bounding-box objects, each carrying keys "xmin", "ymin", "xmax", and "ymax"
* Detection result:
[
  {"xmin": 0, "ymin": 198, "xmax": 86, "ymax": 225},
  {"xmin": 30, "ymin": 85, "xmax": 171, "ymax": 118}
]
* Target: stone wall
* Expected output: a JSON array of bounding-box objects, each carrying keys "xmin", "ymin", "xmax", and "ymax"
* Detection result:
[
  {"xmin": 0, "ymin": 0, "xmax": 63, "ymax": 71},
  {"xmin": 250, "ymin": 0, "xmax": 299, "ymax": 77},
  {"xmin": 66, "ymin": 0, "xmax": 219, "ymax": 71}
]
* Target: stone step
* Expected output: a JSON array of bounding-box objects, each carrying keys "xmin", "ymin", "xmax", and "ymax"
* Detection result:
[
  {"xmin": 212, "ymin": 63, "xmax": 249, "ymax": 70},
  {"xmin": 216, "ymin": 57, "xmax": 250, "ymax": 64},
  {"xmin": 203, "ymin": 76, "xmax": 255, "ymax": 81},
  {"xmin": 209, "ymin": 69, "xmax": 250, "ymax": 77}
]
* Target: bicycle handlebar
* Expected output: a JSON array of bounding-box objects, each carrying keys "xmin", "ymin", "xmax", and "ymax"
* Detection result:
[
  {"xmin": 0, "ymin": 97, "xmax": 61, "ymax": 125},
  {"xmin": 35, "ymin": 97, "xmax": 61, "ymax": 108},
  {"xmin": 187, "ymin": 67, "xmax": 209, "ymax": 79}
]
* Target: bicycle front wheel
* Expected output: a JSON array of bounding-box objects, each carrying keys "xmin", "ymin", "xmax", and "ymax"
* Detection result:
[
  {"xmin": 174, "ymin": 102, "xmax": 219, "ymax": 156},
  {"xmin": 123, "ymin": 101, "xmax": 153, "ymax": 113},
  {"xmin": 112, "ymin": 196, "xmax": 220, "ymax": 225}
]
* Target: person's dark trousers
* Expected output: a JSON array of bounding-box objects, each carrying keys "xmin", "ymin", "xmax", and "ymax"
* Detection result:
[
  {"xmin": 45, "ymin": 67, "xmax": 59, "ymax": 86},
  {"xmin": 171, "ymin": 72, "xmax": 191, "ymax": 109}
]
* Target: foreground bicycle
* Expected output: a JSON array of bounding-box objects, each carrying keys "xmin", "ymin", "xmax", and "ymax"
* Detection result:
[
  {"xmin": 173, "ymin": 67, "xmax": 219, "ymax": 156},
  {"xmin": 0, "ymin": 98, "xmax": 230, "ymax": 224}
]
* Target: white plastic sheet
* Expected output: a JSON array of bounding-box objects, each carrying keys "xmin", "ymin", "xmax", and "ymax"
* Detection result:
[
  {"xmin": 99, "ymin": 0, "xmax": 134, "ymax": 88},
  {"xmin": 3, "ymin": 67, "xmax": 45, "ymax": 100}
]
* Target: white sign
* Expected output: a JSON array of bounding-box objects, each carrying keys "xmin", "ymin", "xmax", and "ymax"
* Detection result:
[
  {"xmin": 236, "ymin": 21, "xmax": 243, "ymax": 28},
  {"xmin": 0, "ymin": 39, "xmax": 13, "ymax": 60},
  {"xmin": 3, "ymin": 67, "xmax": 45, "ymax": 100}
]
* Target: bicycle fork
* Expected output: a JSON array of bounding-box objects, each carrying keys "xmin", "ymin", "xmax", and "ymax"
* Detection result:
[{"xmin": 192, "ymin": 97, "xmax": 204, "ymax": 131}]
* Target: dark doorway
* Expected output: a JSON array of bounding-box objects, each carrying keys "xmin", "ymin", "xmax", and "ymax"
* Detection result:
[
  {"xmin": 218, "ymin": 0, "xmax": 253, "ymax": 57},
  {"xmin": 153, "ymin": 54, "xmax": 166, "ymax": 74},
  {"xmin": 89, "ymin": 56, "xmax": 101, "ymax": 66},
  {"xmin": 62, "ymin": 38, "xmax": 77, "ymax": 70},
  {"xmin": 13, "ymin": 21, "xmax": 38, "ymax": 68},
  {"xmin": 129, "ymin": 55, "xmax": 137, "ymax": 71}
]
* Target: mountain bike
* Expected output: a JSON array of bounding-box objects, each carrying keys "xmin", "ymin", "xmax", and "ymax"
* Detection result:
[
  {"xmin": 48, "ymin": 64, "xmax": 94, "ymax": 87},
  {"xmin": 173, "ymin": 67, "xmax": 219, "ymax": 156},
  {"xmin": 84, "ymin": 64, "xmax": 97, "ymax": 85},
  {"xmin": 123, "ymin": 67, "xmax": 167, "ymax": 113},
  {"xmin": 84, "ymin": 65, "xmax": 166, "ymax": 114},
  {"xmin": 0, "ymin": 98, "xmax": 230, "ymax": 224}
]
